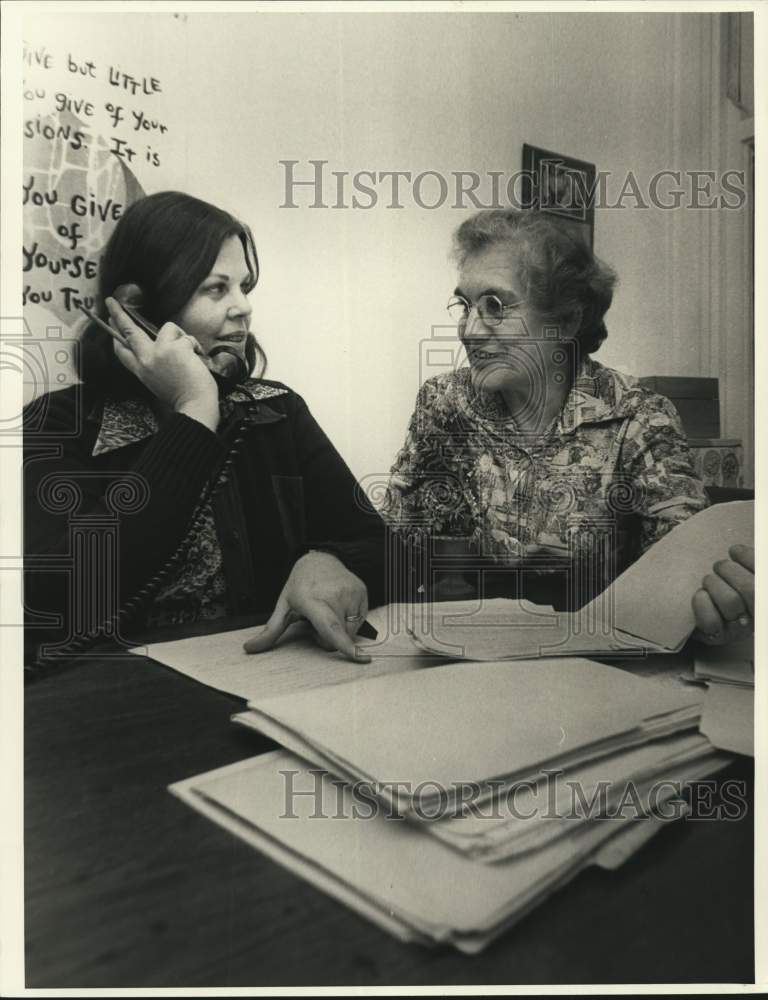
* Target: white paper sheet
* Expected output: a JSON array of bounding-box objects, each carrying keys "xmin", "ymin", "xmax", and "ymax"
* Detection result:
[
  {"xmin": 129, "ymin": 599, "xmax": 560, "ymax": 701},
  {"xmin": 590, "ymin": 500, "xmax": 753, "ymax": 650},
  {"xmin": 128, "ymin": 612, "xmax": 430, "ymax": 701}
]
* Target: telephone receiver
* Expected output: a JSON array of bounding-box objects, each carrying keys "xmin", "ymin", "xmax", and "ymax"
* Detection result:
[{"xmin": 112, "ymin": 283, "xmax": 249, "ymax": 395}]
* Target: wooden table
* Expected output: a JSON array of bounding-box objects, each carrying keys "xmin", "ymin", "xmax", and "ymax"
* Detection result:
[{"xmin": 25, "ymin": 617, "xmax": 754, "ymax": 987}]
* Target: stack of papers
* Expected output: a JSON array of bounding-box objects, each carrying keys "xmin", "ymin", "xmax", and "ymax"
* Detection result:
[
  {"xmin": 233, "ymin": 658, "xmax": 705, "ymax": 818},
  {"xmin": 167, "ymin": 653, "xmax": 734, "ymax": 950},
  {"xmin": 695, "ymin": 636, "xmax": 754, "ymax": 688},
  {"xmin": 157, "ymin": 503, "xmax": 750, "ymax": 950},
  {"xmin": 176, "ymin": 654, "xmax": 729, "ymax": 950},
  {"xmin": 697, "ymin": 636, "xmax": 754, "ymax": 757},
  {"xmin": 427, "ymin": 730, "xmax": 720, "ymax": 861},
  {"xmin": 171, "ymin": 745, "xmax": 730, "ymax": 953}
]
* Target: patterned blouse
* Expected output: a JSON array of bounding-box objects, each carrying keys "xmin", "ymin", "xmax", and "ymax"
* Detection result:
[
  {"xmin": 382, "ymin": 358, "xmax": 709, "ymax": 595},
  {"xmin": 90, "ymin": 382, "xmax": 289, "ymax": 627}
]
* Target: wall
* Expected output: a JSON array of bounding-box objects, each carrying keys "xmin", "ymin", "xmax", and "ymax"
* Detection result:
[
  {"xmin": 21, "ymin": 10, "xmax": 754, "ymax": 485},
  {"xmin": 21, "ymin": 12, "xmax": 191, "ymax": 400}
]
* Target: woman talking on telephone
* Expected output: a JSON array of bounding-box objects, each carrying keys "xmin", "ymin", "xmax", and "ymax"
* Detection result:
[{"xmin": 24, "ymin": 191, "xmax": 387, "ymax": 670}]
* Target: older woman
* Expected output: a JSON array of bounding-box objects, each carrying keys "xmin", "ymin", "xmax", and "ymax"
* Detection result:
[
  {"xmin": 383, "ymin": 209, "xmax": 753, "ymax": 645},
  {"xmin": 24, "ymin": 191, "xmax": 386, "ymax": 670}
]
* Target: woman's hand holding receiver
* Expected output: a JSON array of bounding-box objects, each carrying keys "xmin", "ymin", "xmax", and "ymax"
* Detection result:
[
  {"xmin": 692, "ymin": 544, "xmax": 754, "ymax": 646},
  {"xmin": 244, "ymin": 551, "xmax": 372, "ymax": 663},
  {"xmin": 105, "ymin": 296, "xmax": 220, "ymax": 432}
]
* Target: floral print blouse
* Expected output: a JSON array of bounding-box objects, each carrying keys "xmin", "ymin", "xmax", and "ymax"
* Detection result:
[{"xmin": 382, "ymin": 358, "xmax": 709, "ymax": 595}]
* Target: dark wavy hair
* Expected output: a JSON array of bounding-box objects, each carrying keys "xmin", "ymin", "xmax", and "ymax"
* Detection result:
[
  {"xmin": 77, "ymin": 191, "xmax": 266, "ymax": 397},
  {"xmin": 452, "ymin": 209, "xmax": 617, "ymax": 355}
]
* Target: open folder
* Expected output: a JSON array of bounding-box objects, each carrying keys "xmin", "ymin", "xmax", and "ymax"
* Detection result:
[
  {"xmin": 234, "ymin": 657, "xmax": 704, "ymax": 818},
  {"xmin": 130, "ymin": 501, "xmax": 751, "ymax": 709},
  {"xmin": 407, "ymin": 501, "xmax": 753, "ymax": 661}
]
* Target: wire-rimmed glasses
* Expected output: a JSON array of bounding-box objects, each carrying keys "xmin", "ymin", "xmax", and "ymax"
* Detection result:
[{"xmin": 446, "ymin": 293, "xmax": 528, "ymax": 329}]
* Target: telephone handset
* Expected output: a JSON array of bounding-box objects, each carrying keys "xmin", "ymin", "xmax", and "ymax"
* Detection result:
[
  {"xmin": 114, "ymin": 284, "xmax": 249, "ymax": 395},
  {"xmin": 80, "ymin": 284, "xmax": 249, "ymax": 396}
]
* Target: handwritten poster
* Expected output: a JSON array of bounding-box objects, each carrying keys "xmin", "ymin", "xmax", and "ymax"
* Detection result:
[{"xmin": 21, "ymin": 15, "xmax": 183, "ymax": 394}]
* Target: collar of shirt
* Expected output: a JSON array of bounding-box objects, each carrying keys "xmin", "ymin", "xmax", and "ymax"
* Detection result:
[
  {"xmin": 559, "ymin": 356, "xmax": 636, "ymax": 434},
  {"xmin": 454, "ymin": 356, "xmax": 637, "ymax": 441},
  {"xmin": 89, "ymin": 381, "xmax": 290, "ymax": 457}
]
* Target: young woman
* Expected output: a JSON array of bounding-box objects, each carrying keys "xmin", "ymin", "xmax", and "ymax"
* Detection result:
[{"xmin": 24, "ymin": 191, "xmax": 387, "ymax": 669}]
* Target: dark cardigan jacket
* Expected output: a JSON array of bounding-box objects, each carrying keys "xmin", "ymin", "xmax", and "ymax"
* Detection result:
[{"xmin": 23, "ymin": 379, "xmax": 393, "ymax": 663}]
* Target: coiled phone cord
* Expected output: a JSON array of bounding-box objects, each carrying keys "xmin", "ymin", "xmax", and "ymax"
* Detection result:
[{"xmin": 24, "ymin": 415, "xmax": 251, "ymax": 683}]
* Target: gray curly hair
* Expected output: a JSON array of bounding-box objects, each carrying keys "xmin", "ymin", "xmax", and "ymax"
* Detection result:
[{"xmin": 452, "ymin": 209, "xmax": 617, "ymax": 355}]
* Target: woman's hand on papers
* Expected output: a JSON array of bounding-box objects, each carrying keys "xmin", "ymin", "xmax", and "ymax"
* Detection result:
[
  {"xmin": 692, "ymin": 544, "xmax": 754, "ymax": 646},
  {"xmin": 243, "ymin": 551, "xmax": 372, "ymax": 663}
]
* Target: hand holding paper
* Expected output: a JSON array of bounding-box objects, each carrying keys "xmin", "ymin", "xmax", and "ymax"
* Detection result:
[
  {"xmin": 408, "ymin": 502, "xmax": 754, "ymax": 661},
  {"xmin": 692, "ymin": 543, "xmax": 754, "ymax": 645}
]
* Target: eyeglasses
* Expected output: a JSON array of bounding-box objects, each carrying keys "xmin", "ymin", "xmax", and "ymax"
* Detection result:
[{"xmin": 446, "ymin": 294, "xmax": 527, "ymax": 328}]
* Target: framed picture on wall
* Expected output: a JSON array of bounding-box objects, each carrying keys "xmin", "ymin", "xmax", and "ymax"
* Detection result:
[{"xmin": 521, "ymin": 144, "xmax": 596, "ymax": 247}]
